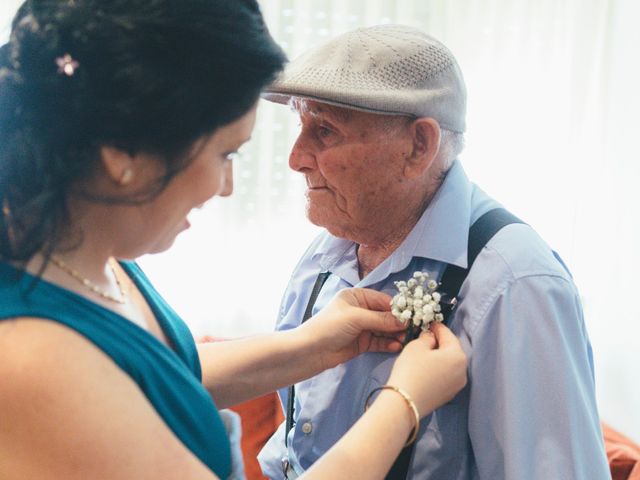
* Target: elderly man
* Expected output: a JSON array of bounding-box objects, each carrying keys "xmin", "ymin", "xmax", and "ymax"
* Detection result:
[{"xmin": 258, "ymin": 25, "xmax": 609, "ymax": 479}]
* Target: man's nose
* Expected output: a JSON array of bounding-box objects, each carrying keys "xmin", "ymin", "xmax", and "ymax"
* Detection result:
[{"xmin": 289, "ymin": 134, "xmax": 317, "ymax": 172}]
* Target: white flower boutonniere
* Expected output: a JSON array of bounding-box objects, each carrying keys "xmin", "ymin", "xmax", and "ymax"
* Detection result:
[{"xmin": 390, "ymin": 271, "xmax": 444, "ymax": 332}]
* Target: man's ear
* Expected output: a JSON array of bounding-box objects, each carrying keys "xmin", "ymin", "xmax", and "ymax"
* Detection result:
[
  {"xmin": 404, "ymin": 118, "xmax": 441, "ymax": 179},
  {"xmin": 100, "ymin": 146, "xmax": 136, "ymax": 186}
]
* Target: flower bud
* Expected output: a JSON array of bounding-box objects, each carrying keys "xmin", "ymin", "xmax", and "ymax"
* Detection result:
[{"xmin": 396, "ymin": 296, "xmax": 407, "ymax": 309}]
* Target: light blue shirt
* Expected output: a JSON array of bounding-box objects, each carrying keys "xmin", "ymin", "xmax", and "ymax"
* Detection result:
[{"xmin": 258, "ymin": 161, "xmax": 610, "ymax": 479}]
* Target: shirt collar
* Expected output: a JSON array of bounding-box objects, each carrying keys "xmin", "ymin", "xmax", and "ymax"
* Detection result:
[
  {"xmin": 311, "ymin": 160, "xmax": 473, "ymax": 280},
  {"xmin": 405, "ymin": 159, "xmax": 472, "ymax": 268}
]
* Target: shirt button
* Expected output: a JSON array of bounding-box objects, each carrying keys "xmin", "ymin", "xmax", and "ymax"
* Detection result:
[{"xmin": 301, "ymin": 422, "xmax": 313, "ymax": 434}]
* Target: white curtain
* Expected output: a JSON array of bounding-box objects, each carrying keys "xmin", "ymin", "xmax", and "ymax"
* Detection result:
[
  {"xmin": 2, "ymin": 0, "xmax": 639, "ymax": 442},
  {"xmin": 147, "ymin": 0, "xmax": 640, "ymax": 443}
]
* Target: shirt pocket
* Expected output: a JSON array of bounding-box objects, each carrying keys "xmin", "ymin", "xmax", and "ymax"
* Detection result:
[
  {"xmin": 426, "ymin": 384, "xmax": 468, "ymax": 436},
  {"xmin": 357, "ymin": 355, "xmax": 397, "ymax": 413},
  {"xmin": 362, "ymin": 366, "xmax": 470, "ymax": 479}
]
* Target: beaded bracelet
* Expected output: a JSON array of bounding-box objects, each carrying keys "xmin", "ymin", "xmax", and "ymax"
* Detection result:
[{"xmin": 364, "ymin": 385, "xmax": 420, "ymax": 446}]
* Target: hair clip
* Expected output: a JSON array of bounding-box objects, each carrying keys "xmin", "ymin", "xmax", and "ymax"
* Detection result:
[
  {"xmin": 2, "ymin": 198, "xmax": 11, "ymax": 217},
  {"xmin": 56, "ymin": 54, "xmax": 80, "ymax": 77}
]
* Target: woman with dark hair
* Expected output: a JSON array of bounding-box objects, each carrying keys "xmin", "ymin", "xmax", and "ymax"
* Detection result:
[{"xmin": 0, "ymin": 1, "xmax": 466, "ymax": 479}]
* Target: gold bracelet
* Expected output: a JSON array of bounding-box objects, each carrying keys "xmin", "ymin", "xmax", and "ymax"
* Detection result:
[{"xmin": 364, "ymin": 385, "xmax": 420, "ymax": 446}]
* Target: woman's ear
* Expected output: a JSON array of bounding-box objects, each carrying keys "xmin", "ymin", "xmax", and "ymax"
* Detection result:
[
  {"xmin": 100, "ymin": 146, "xmax": 136, "ymax": 186},
  {"xmin": 404, "ymin": 118, "xmax": 441, "ymax": 179}
]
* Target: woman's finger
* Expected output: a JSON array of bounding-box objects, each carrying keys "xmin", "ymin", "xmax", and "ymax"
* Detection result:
[
  {"xmin": 429, "ymin": 322, "xmax": 461, "ymax": 349},
  {"xmin": 367, "ymin": 336, "xmax": 404, "ymax": 353},
  {"xmin": 355, "ymin": 310, "xmax": 406, "ymax": 334},
  {"xmin": 411, "ymin": 329, "xmax": 437, "ymax": 350},
  {"xmin": 347, "ymin": 288, "xmax": 393, "ymax": 311}
]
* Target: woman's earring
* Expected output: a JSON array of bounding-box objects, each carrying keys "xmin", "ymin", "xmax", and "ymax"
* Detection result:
[{"xmin": 120, "ymin": 168, "xmax": 133, "ymax": 185}]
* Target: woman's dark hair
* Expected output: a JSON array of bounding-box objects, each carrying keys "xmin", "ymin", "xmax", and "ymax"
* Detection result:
[{"xmin": 0, "ymin": 0, "xmax": 286, "ymax": 261}]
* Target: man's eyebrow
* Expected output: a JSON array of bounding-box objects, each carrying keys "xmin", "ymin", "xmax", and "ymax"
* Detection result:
[{"xmin": 312, "ymin": 105, "xmax": 351, "ymax": 123}]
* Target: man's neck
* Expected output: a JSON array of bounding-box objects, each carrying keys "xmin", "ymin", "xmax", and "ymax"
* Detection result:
[
  {"xmin": 352, "ymin": 167, "xmax": 447, "ymax": 279},
  {"xmin": 355, "ymin": 214, "xmax": 420, "ymax": 279}
]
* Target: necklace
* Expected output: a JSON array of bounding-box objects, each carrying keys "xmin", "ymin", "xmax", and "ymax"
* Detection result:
[{"xmin": 49, "ymin": 255, "xmax": 128, "ymax": 304}]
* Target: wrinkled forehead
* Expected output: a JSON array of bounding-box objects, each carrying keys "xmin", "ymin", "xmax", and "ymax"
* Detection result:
[{"xmin": 289, "ymin": 98, "xmax": 354, "ymax": 123}]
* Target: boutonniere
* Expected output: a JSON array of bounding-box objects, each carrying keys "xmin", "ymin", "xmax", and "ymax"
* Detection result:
[{"xmin": 390, "ymin": 271, "xmax": 444, "ymax": 343}]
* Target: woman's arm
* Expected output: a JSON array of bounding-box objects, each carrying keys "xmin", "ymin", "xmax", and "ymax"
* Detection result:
[
  {"xmin": 0, "ymin": 318, "xmax": 220, "ymax": 480},
  {"xmin": 199, "ymin": 289, "xmax": 406, "ymax": 408},
  {"xmin": 0, "ymin": 315, "xmax": 464, "ymax": 480}
]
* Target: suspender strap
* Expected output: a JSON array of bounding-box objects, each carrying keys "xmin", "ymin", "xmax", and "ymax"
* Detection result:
[
  {"xmin": 388, "ymin": 207, "xmax": 524, "ymax": 479},
  {"xmin": 285, "ymin": 271, "xmax": 331, "ymax": 447},
  {"xmin": 438, "ymin": 208, "xmax": 524, "ymax": 324},
  {"xmin": 386, "ymin": 443, "xmax": 415, "ymax": 480}
]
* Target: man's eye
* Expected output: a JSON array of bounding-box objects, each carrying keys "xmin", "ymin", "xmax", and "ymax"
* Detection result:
[{"xmin": 317, "ymin": 126, "xmax": 334, "ymax": 138}]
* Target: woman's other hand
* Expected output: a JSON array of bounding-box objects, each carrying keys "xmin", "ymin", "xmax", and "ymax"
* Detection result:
[{"xmin": 387, "ymin": 322, "xmax": 467, "ymax": 417}]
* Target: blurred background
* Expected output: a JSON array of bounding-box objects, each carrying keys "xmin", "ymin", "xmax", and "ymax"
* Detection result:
[{"xmin": 2, "ymin": 0, "xmax": 639, "ymax": 442}]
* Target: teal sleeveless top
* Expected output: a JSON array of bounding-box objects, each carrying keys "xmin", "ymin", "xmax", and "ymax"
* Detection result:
[{"xmin": 0, "ymin": 261, "xmax": 231, "ymax": 479}]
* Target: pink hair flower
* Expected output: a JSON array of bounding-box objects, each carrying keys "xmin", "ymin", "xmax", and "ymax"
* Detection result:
[{"xmin": 56, "ymin": 54, "xmax": 80, "ymax": 77}]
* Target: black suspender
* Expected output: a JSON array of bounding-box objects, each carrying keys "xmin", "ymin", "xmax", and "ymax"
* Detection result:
[
  {"xmin": 439, "ymin": 208, "xmax": 525, "ymax": 320},
  {"xmin": 285, "ymin": 271, "xmax": 331, "ymax": 447},
  {"xmin": 284, "ymin": 208, "xmax": 524, "ymax": 478},
  {"xmin": 388, "ymin": 208, "xmax": 524, "ymax": 480}
]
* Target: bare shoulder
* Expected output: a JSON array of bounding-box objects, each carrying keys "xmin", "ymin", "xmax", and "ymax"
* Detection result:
[
  {"xmin": 0, "ymin": 317, "xmax": 218, "ymax": 480},
  {"xmin": 1, "ymin": 315, "xmax": 105, "ymax": 365}
]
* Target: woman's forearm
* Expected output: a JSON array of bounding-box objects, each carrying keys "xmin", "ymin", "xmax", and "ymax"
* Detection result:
[
  {"xmin": 302, "ymin": 390, "xmax": 414, "ymax": 479},
  {"xmin": 198, "ymin": 290, "xmax": 407, "ymax": 408},
  {"xmin": 198, "ymin": 329, "xmax": 323, "ymax": 408}
]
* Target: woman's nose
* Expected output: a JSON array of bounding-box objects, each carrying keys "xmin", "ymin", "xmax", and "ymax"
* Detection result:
[{"xmin": 220, "ymin": 161, "xmax": 234, "ymax": 197}]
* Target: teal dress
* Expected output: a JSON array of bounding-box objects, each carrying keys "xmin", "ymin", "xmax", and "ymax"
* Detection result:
[{"xmin": 0, "ymin": 261, "xmax": 231, "ymax": 479}]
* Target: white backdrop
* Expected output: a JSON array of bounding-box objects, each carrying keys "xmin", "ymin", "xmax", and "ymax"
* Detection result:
[{"xmin": 2, "ymin": 0, "xmax": 639, "ymax": 442}]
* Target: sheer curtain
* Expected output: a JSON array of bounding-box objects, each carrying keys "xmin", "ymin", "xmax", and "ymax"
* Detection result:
[{"xmin": 2, "ymin": 0, "xmax": 638, "ymax": 441}]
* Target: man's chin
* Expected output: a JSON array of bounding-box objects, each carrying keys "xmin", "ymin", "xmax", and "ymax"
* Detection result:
[
  {"xmin": 306, "ymin": 211, "xmax": 350, "ymax": 239},
  {"xmin": 306, "ymin": 207, "xmax": 328, "ymax": 229}
]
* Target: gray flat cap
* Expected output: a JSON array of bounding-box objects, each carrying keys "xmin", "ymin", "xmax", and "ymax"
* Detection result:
[{"xmin": 263, "ymin": 24, "xmax": 467, "ymax": 133}]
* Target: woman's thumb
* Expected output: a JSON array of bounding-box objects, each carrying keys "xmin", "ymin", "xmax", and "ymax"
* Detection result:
[
  {"xmin": 430, "ymin": 322, "xmax": 461, "ymax": 348},
  {"xmin": 357, "ymin": 309, "xmax": 406, "ymax": 333}
]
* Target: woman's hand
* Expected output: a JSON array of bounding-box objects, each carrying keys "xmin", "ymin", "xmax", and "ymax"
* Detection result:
[
  {"xmin": 298, "ymin": 288, "xmax": 406, "ymax": 371},
  {"xmin": 387, "ymin": 322, "xmax": 467, "ymax": 417},
  {"xmin": 299, "ymin": 318, "xmax": 467, "ymax": 480},
  {"xmin": 295, "ymin": 286, "xmax": 467, "ymax": 416}
]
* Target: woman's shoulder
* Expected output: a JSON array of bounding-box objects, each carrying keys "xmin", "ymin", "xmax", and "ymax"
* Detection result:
[
  {"xmin": 0, "ymin": 316, "xmax": 219, "ymax": 479},
  {"xmin": 0, "ymin": 316, "xmax": 118, "ymax": 394}
]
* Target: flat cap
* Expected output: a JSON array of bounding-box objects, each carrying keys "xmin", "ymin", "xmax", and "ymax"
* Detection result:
[{"xmin": 263, "ymin": 24, "xmax": 467, "ymax": 132}]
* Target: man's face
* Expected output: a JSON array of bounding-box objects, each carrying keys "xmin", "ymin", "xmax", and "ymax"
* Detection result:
[{"xmin": 289, "ymin": 100, "xmax": 413, "ymax": 241}]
